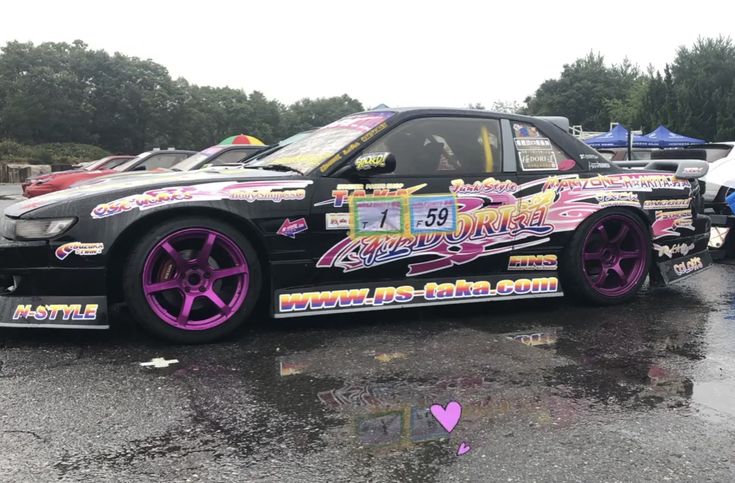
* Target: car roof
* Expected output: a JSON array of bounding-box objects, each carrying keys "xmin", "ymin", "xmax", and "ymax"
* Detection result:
[{"xmin": 363, "ymin": 107, "xmax": 543, "ymax": 124}]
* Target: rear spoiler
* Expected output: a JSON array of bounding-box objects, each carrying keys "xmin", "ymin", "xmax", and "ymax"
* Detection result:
[{"xmin": 614, "ymin": 159, "xmax": 709, "ymax": 179}]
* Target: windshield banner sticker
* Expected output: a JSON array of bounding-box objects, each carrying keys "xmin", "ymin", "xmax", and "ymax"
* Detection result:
[{"xmin": 91, "ymin": 180, "xmax": 313, "ymax": 219}]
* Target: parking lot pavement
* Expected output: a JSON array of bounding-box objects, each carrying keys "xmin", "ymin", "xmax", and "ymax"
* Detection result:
[
  {"xmin": 1, "ymin": 258, "xmax": 735, "ymax": 481},
  {"xmin": 0, "ymin": 184, "xmax": 23, "ymax": 213}
]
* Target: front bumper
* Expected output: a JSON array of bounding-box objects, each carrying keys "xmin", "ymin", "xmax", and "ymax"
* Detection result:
[{"xmin": 0, "ymin": 238, "xmax": 109, "ymax": 328}]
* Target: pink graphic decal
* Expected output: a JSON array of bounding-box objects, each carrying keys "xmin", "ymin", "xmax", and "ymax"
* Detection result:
[
  {"xmin": 91, "ymin": 180, "xmax": 312, "ymax": 219},
  {"xmin": 652, "ymin": 209, "xmax": 694, "ymax": 239},
  {"xmin": 457, "ymin": 442, "xmax": 471, "ymax": 456},
  {"xmin": 277, "ymin": 218, "xmax": 308, "ymax": 238},
  {"xmin": 430, "ymin": 400, "xmax": 462, "ymax": 433},
  {"xmin": 319, "ymin": 182, "xmax": 573, "ymax": 277}
]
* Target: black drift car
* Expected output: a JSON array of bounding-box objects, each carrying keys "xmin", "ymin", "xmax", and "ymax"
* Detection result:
[{"xmin": 0, "ymin": 108, "xmax": 712, "ymax": 343}]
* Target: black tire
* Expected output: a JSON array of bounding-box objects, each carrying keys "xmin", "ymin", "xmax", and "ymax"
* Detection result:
[
  {"xmin": 560, "ymin": 208, "xmax": 651, "ymax": 305},
  {"xmin": 123, "ymin": 216, "xmax": 262, "ymax": 344}
]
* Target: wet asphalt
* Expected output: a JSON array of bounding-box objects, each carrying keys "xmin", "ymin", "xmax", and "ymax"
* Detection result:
[{"xmin": 2, "ymin": 187, "xmax": 735, "ymax": 482}]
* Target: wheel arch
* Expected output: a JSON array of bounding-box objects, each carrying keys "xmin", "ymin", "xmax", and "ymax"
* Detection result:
[{"xmin": 106, "ymin": 206, "xmax": 271, "ymax": 303}]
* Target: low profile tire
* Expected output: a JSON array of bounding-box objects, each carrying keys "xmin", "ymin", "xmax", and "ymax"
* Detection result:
[
  {"xmin": 123, "ymin": 217, "xmax": 261, "ymax": 344},
  {"xmin": 561, "ymin": 209, "xmax": 651, "ymax": 305}
]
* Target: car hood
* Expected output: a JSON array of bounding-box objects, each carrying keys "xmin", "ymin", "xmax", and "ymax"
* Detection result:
[{"xmin": 4, "ymin": 168, "xmax": 300, "ymax": 217}]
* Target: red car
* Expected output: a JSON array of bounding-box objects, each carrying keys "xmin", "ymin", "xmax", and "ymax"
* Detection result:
[
  {"xmin": 23, "ymin": 150, "xmax": 194, "ymax": 198},
  {"xmin": 22, "ymin": 155, "xmax": 134, "ymax": 197}
]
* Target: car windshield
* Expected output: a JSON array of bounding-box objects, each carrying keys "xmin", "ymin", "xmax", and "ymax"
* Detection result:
[
  {"xmin": 172, "ymin": 146, "xmax": 225, "ymax": 172},
  {"xmin": 86, "ymin": 156, "xmax": 133, "ymax": 171},
  {"xmin": 247, "ymin": 112, "xmax": 394, "ymax": 174},
  {"xmin": 114, "ymin": 152, "xmax": 152, "ymax": 172}
]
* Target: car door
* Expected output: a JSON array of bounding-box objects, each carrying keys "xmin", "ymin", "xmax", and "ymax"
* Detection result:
[{"xmin": 309, "ymin": 115, "xmax": 521, "ymax": 287}]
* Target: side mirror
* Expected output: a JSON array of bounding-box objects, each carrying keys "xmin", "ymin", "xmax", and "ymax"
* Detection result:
[
  {"xmin": 353, "ymin": 152, "xmax": 396, "ymax": 174},
  {"xmin": 133, "ymin": 165, "xmax": 147, "ymax": 171}
]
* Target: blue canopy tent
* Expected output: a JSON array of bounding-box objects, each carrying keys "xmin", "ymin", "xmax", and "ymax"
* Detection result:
[
  {"xmin": 584, "ymin": 125, "xmax": 649, "ymax": 148},
  {"xmin": 636, "ymin": 125, "xmax": 705, "ymax": 148}
]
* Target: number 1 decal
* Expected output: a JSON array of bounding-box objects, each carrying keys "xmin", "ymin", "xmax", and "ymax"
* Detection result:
[
  {"xmin": 351, "ymin": 196, "xmax": 404, "ymax": 237},
  {"xmin": 409, "ymin": 195, "xmax": 457, "ymax": 235}
]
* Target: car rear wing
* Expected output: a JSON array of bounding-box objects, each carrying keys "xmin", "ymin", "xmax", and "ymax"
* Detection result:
[{"xmin": 613, "ymin": 159, "xmax": 709, "ymax": 179}]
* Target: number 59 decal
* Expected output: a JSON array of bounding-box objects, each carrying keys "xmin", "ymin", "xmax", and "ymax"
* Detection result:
[{"xmin": 409, "ymin": 195, "xmax": 457, "ymax": 234}]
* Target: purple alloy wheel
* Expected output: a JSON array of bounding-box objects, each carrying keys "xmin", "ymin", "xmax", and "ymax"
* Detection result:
[
  {"xmin": 582, "ymin": 214, "xmax": 648, "ymax": 297},
  {"xmin": 142, "ymin": 228, "xmax": 249, "ymax": 331}
]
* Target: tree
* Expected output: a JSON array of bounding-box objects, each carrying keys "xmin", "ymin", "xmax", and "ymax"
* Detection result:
[
  {"xmin": 524, "ymin": 53, "xmax": 644, "ymax": 131},
  {"xmin": 279, "ymin": 94, "xmax": 364, "ymax": 138},
  {"xmin": 662, "ymin": 36, "xmax": 735, "ymax": 141}
]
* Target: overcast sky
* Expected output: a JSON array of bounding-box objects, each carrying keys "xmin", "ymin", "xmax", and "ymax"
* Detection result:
[{"xmin": 2, "ymin": 0, "xmax": 734, "ymax": 109}]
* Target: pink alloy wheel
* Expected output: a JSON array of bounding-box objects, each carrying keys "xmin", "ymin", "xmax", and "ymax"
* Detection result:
[
  {"xmin": 582, "ymin": 214, "xmax": 648, "ymax": 297},
  {"xmin": 142, "ymin": 228, "xmax": 249, "ymax": 330}
]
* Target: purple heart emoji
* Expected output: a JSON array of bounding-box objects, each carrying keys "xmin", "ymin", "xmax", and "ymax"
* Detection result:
[
  {"xmin": 430, "ymin": 400, "xmax": 462, "ymax": 433},
  {"xmin": 457, "ymin": 442, "xmax": 471, "ymax": 456}
]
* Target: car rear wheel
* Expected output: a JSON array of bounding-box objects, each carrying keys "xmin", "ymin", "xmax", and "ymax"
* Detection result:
[
  {"xmin": 561, "ymin": 209, "xmax": 650, "ymax": 305},
  {"xmin": 123, "ymin": 217, "xmax": 261, "ymax": 343}
]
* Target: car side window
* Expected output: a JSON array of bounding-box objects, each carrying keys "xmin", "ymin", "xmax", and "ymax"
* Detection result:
[
  {"xmin": 511, "ymin": 121, "xmax": 577, "ymax": 172},
  {"xmin": 362, "ymin": 117, "xmax": 502, "ymax": 176},
  {"xmin": 211, "ymin": 150, "xmax": 253, "ymax": 166}
]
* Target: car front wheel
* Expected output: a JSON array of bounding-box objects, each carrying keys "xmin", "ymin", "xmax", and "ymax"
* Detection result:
[{"xmin": 123, "ymin": 217, "xmax": 261, "ymax": 343}]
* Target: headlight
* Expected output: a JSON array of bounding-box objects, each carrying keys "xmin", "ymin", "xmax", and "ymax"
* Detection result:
[{"xmin": 2, "ymin": 217, "xmax": 76, "ymax": 240}]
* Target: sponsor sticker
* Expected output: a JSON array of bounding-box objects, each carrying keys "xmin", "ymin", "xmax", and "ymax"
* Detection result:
[
  {"xmin": 12, "ymin": 304, "xmax": 98, "ymax": 321},
  {"xmin": 643, "ymin": 199, "xmax": 691, "ymax": 210},
  {"xmin": 673, "ymin": 256, "xmax": 705, "ymax": 276},
  {"xmin": 355, "ymin": 152, "xmax": 389, "ymax": 171},
  {"xmin": 507, "ymin": 254, "xmax": 558, "ymax": 271},
  {"xmin": 325, "ymin": 213, "xmax": 350, "ymax": 230},
  {"xmin": 55, "ymin": 242, "xmax": 104, "ymax": 260},
  {"xmin": 277, "ymin": 218, "xmax": 308, "ymax": 239},
  {"xmin": 278, "ymin": 277, "xmax": 560, "ymax": 314},
  {"xmin": 653, "ymin": 242, "xmax": 695, "ymax": 259}
]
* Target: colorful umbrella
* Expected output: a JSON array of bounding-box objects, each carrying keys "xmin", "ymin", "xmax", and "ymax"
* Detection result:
[{"xmin": 219, "ymin": 134, "xmax": 265, "ymax": 146}]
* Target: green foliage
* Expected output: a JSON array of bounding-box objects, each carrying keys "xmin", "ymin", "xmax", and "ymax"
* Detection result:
[
  {"xmin": 524, "ymin": 53, "xmax": 644, "ymax": 131},
  {"xmin": 524, "ymin": 37, "xmax": 735, "ymax": 141},
  {"xmin": 279, "ymin": 95, "xmax": 364, "ymax": 137},
  {"xmin": 0, "ymin": 40, "xmax": 364, "ymax": 154},
  {"xmin": 640, "ymin": 36, "xmax": 735, "ymax": 141},
  {"xmin": 0, "ymin": 139, "xmax": 109, "ymax": 165}
]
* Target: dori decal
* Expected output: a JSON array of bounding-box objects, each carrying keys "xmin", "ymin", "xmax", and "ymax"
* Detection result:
[
  {"xmin": 55, "ymin": 242, "xmax": 104, "ymax": 260},
  {"xmin": 91, "ymin": 180, "xmax": 312, "ymax": 219}
]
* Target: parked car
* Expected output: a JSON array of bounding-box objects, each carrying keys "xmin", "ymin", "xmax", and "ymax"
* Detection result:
[
  {"xmin": 0, "ymin": 108, "xmax": 711, "ymax": 343},
  {"xmin": 21, "ymin": 155, "xmax": 134, "ymax": 196},
  {"xmin": 72, "ymin": 145, "xmax": 269, "ymax": 188},
  {"xmin": 23, "ymin": 149, "xmax": 196, "ymax": 197}
]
